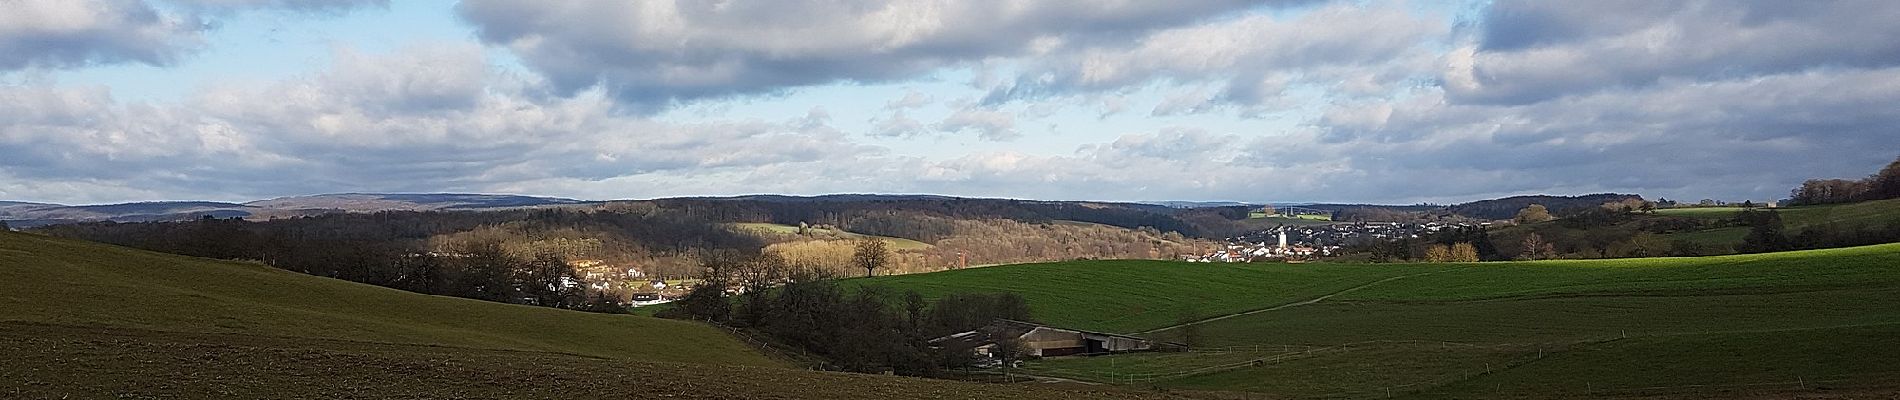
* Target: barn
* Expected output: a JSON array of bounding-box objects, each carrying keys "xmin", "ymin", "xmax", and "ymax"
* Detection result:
[{"xmin": 930, "ymin": 319, "xmax": 1179, "ymax": 358}]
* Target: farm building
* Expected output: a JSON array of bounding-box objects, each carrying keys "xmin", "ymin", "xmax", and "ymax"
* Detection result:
[{"xmin": 929, "ymin": 319, "xmax": 1179, "ymax": 358}]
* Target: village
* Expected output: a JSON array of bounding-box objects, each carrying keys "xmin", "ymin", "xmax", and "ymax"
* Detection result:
[{"xmin": 1185, "ymin": 221, "xmax": 1489, "ymax": 263}]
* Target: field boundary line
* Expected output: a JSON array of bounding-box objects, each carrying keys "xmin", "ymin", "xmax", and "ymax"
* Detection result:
[{"xmin": 1131, "ymin": 267, "xmax": 1466, "ymax": 335}]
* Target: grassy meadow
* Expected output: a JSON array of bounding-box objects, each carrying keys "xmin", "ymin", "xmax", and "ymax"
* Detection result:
[
  {"xmin": 852, "ymin": 260, "xmax": 1455, "ymax": 333},
  {"xmin": 0, "ymin": 230, "xmax": 775, "ymax": 365},
  {"xmin": 1652, "ymin": 198, "xmax": 1900, "ymax": 247},
  {"xmin": 858, "ymin": 243, "xmax": 1900, "ymax": 398}
]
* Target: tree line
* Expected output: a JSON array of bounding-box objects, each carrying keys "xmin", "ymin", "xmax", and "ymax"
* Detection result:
[
  {"xmin": 659, "ymin": 250, "xmax": 1033, "ymax": 376},
  {"xmin": 1789, "ymin": 155, "xmax": 1900, "ymax": 205},
  {"xmin": 1735, "ymin": 208, "xmax": 1900, "ymax": 254}
]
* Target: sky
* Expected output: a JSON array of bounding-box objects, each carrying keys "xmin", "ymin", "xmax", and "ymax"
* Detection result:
[{"xmin": 2, "ymin": 0, "xmax": 1897, "ymax": 205}]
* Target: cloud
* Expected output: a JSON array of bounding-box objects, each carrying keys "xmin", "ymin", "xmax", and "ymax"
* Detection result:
[
  {"xmin": 1288, "ymin": 68, "xmax": 1900, "ymax": 202},
  {"xmin": 885, "ymin": 88, "xmax": 932, "ymax": 110},
  {"xmin": 0, "ymin": 0, "xmax": 205, "ymax": 71},
  {"xmin": 936, "ymin": 107, "xmax": 1020, "ymax": 141},
  {"xmin": 0, "ymin": 43, "xmax": 875, "ymax": 203},
  {"xmin": 882, "ymin": 63, "xmax": 1900, "ymax": 204},
  {"xmin": 985, "ymin": 2, "xmax": 1448, "ymax": 111},
  {"xmin": 0, "ymin": 0, "xmax": 389, "ymax": 72},
  {"xmin": 453, "ymin": 0, "xmax": 1303, "ymax": 108},
  {"xmin": 870, "ymin": 110, "xmax": 927, "ymax": 138},
  {"xmin": 6, "ymin": 1, "xmax": 1899, "ymax": 206},
  {"xmin": 170, "ymin": 0, "xmax": 388, "ymax": 14},
  {"xmin": 1450, "ymin": 0, "xmax": 1900, "ymax": 104}
]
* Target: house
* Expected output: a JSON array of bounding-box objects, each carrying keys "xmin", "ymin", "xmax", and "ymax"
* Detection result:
[
  {"xmin": 630, "ymin": 292, "xmax": 670, "ymax": 307},
  {"xmin": 929, "ymin": 319, "xmax": 1180, "ymax": 358}
]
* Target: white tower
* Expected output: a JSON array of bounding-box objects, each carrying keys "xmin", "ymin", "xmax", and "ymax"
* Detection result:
[{"xmin": 1277, "ymin": 229, "xmax": 1288, "ymax": 249}]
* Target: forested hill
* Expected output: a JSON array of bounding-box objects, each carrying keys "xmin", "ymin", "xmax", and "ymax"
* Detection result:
[
  {"xmin": 626, "ymin": 196, "xmax": 1217, "ymax": 237},
  {"xmin": 0, "ymin": 193, "xmax": 589, "ymax": 228},
  {"xmin": 1447, "ymin": 193, "xmax": 1644, "ymax": 220},
  {"xmin": 245, "ymin": 193, "xmax": 590, "ymax": 211},
  {"xmin": 1297, "ymin": 193, "xmax": 1644, "ymax": 222}
]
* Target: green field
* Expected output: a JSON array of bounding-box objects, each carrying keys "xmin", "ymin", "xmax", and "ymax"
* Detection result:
[
  {"xmin": 1656, "ymin": 199, "xmax": 1900, "ymax": 245},
  {"xmin": 0, "ymin": 231, "xmax": 1175, "ymax": 399},
  {"xmin": 731, "ymin": 222, "xmax": 935, "ymax": 250},
  {"xmin": 1658, "ymin": 199, "xmax": 1900, "ymax": 228},
  {"xmin": 853, "ymin": 261, "xmax": 1455, "ymax": 334},
  {"xmin": 1652, "ymin": 206, "xmax": 1749, "ymax": 218},
  {"xmin": 858, "ymin": 244, "xmax": 1900, "ymax": 398}
]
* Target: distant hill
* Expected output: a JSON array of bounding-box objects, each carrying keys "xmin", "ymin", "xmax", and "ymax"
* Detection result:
[
  {"xmin": 4, "ymin": 191, "xmax": 1654, "ymax": 231},
  {"xmin": 684, "ymin": 193, "xmax": 964, "ymax": 203},
  {"xmin": 1447, "ymin": 193, "xmax": 1643, "ymax": 220},
  {"xmin": 245, "ymin": 192, "xmax": 589, "ymax": 211},
  {"xmin": 0, "ymin": 201, "xmax": 263, "ymax": 228},
  {"xmin": 0, "ymin": 201, "xmax": 60, "ymax": 219},
  {"xmin": 0, "ymin": 193, "xmax": 589, "ymax": 228},
  {"xmin": 1144, "ymin": 201, "xmax": 1258, "ymax": 209}
]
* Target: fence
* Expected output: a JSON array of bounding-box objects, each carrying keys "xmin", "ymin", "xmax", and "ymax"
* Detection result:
[{"xmin": 703, "ymin": 320, "xmax": 832, "ymax": 370}]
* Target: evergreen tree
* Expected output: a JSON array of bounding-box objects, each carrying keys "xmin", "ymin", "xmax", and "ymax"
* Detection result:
[{"xmin": 1737, "ymin": 210, "xmax": 1793, "ymax": 253}]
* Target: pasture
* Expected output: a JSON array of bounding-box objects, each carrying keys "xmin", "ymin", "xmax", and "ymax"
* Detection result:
[
  {"xmin": 1657, "ymin": 198, "xmax": 1900, "ymax": 230},
  {"xmin": 861, "ymin": 244, "xmax": 1900, "ymax": 398},
  {"xmin": 853, "ymin": 260, "xmax": 1451, "ymax": 333}
]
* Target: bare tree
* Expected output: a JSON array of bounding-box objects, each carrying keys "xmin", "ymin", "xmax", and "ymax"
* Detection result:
[
  {"xmin": 991, "ymin": 336, "xmax": 1027, "ymax": 368},
  {"xmin": 1450, "ymin": 242, "xmax": 1480, "ymax": 262},
  {"xmin": 853, "ymin": 238, "xmax": 889, "ymax": 277},
  {"xmin": 1424, "ymin": 244, "xmax": 1452, "ymax": 262},
  {"xmin": 1520, "ymin": 233, "xmax": 1554, "ymax": 260}
]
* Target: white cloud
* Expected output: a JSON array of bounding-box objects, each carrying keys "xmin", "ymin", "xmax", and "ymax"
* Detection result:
[
  {"xmin": 936, "ymin": 107, "xmax": 1020, "ymax": 141},
  {"xmin": 454, "ymin": 0, "xmax": 1301, "ymax": 107},
  {"xmin": 985, "ymin": 2, "xmax": 1448, "ymax": 112}
]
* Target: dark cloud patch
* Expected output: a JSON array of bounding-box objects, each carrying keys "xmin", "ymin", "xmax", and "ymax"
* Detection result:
[
  {"xmin": 1295, "ymin": 68, "xmax": 1900, "ymax": 202},
  {"xmin": 0, "ymin": 0, "xmax": 204, "ymax": 71},
  {"xmin": 1476, "ymin": 0, "xmax": 1674, "ymax": 52},
  {"xmin": 0, "ymin": 0, "xmax": 390, "ymax": 72},
  {"xmin": 1453, "ymin": 0, "xmax": 1900, "ymax": 104}
]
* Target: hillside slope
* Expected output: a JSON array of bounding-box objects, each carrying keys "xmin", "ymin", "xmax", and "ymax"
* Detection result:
[
  {"xmin": 0, "ymin": 230, "xmax": 770, "ymax": 365},
  {"xmin": 0, "ymin": 231, "xmax": 1184, "ymax": 399}
]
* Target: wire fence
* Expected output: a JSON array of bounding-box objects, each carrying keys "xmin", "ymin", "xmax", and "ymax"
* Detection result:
[{"xmin": 704, "ymin": 320, "xmax": 832, "ymax": 370}]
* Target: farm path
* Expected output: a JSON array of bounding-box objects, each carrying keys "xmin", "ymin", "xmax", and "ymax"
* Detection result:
[{"xmin": 1129, "ymin": 268, "xmax": 1461, "ymax": 336}]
